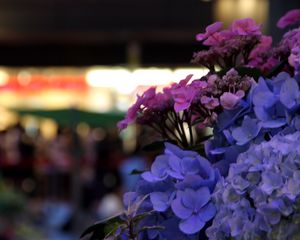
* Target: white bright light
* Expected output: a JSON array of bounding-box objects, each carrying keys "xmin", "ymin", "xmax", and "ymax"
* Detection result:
[
  {"xmin": 132, "ymin": 68, "xmax": 173, "ymax": 86},
  {"xmin": 86, "ymin": 68, "xmax": 131, "ymax": 88},
  {"xmin": 85, "ymin": 67, "xmax": 210, "ymax": 94},
  {"xmin": 86, "ymin": 68, "xmax": 136, "ymax": 94},
  {"xmin": 173, "ymin": 68, "xmax": 209, "ymax": 83}
]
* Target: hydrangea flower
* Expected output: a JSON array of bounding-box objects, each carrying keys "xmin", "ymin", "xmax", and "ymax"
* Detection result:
[
  {"xmin": 132, "ymin": 143, "xmax": 220, "ymax": 237},
  {"xmin": 207, "ymin": 131, "xmax": 300, "ymax": 239}
]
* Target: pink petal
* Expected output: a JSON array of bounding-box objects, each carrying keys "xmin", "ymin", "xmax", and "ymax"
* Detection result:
[{"xmin": 277, "ymin": 9, "xmax": 300, "ymax": 29}]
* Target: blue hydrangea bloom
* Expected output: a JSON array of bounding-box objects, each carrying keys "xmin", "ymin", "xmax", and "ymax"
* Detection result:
[
  {"xmin": 206, "ymin": 72, "xmax": 300, "ymax": 176},
  {"xmin": 171, "ymin": 187, "xmax": 216, "ymax": 234},
  {"xmin": 207, "ymin": 131, "xmax": 300, "ymax": 239},
  {"xmin": 124, "ymin": 143, "xmax": 219, "ymax": 238},
  {"xmin": 142, "ymin": 143, "xmax": 199, "ymax": 182}
]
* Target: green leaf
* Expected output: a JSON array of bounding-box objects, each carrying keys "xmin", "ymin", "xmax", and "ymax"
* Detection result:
[
  {"xmin": 132, "ymin": 210, "xmax": 155, "ymax": 223},
  {"xmin": 137, "ymin": 225, "xmax": 165, "ymax": 234},
  {"xmin": 130, "ymin": 169, "xmax": 145, "ymax": 175},
  {"xmin": 104, "ymin": 223, "xmax": 127, "ymax": 240},
  {"xmin": 80, "ymin": 213, "xmax": 124, "ymax": 239}
]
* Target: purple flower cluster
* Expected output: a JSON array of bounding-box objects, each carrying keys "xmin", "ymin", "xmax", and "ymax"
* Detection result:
[
  {"xmin": 207, "ymin": 131, "xmax": 300, "ymax": 239},
  {"xmin": 118, "ymin": 68, "xmax": 253, "ymax": 149},
  {"xmin": 125, "ymin": 143, "xmax": 219, "ymax": 237},
  {"xmin": 192, "ymin": 18, "xmax": 262, "ymax": 71}
]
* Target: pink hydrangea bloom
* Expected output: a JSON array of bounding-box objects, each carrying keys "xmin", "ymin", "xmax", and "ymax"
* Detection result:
[
  {"xmin": 231, "ymin": 18, "xmax": 261, "ymax": 36},
  {"xmin": 117, "ymin": 87, "xmax": 156, "ymax": 130},
  {"xmin": 172, "ymin": 86, "xmax": 197, "ymax": 112},
  {"xmin": 170, "ymin": 74, "xmax": 197, "ymax": 112},
  {"xmin": 190, "ymin": 80, "xmax": 207, "ymax": 89},
  {"xmin": 196, "ymin": 22, "xmax": 223, "ymax": 41},
  {"xmin": 288, "ymin": 46, "xmax": 300, "ymax": 68},
  {"xmin": 277, "ymin": 9, "xmax": 300, "ymax": 29},
  {"xmin": 200, "ymin": 96, "xmax": 219, "ymax": 109},
  {"xmin": 249, "ymin": 36, "xmax": 273, "ymax": 59},
  {"xmin": 220, "ymin": 90, "xmax": 245, "ymax": 110}
]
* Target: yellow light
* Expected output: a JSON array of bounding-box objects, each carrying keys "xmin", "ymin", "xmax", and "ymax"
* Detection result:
[
  {"xmin": 214, "ymin": 0, "xmax": 269, "ymax": 28},
  {"xmin": 40, "ymin": 119, "xmax": 57, "ymax": 140},
  {"xmin": 76, "ymin": 122, "xmax": 90, "ymax": 138},
  {"xmin": 0, "ymin": 69, "xmax": 9, "ymax": 86}
]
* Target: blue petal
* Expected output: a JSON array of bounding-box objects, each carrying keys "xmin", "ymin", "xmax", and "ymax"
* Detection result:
[
  {"xmin": 254, "ymin": 106, "xmax": 270, "ymax": 121},
  {"xmin": 280, "ymin": 77, "xmax": 299, "ymax": 109},
  {"xmin": 232, "ymin": 127, "xmax": 249, "ymax": 145},
  {"xmin": 195, "ymin": 187, "xmax": 211, "ymax": 210},
  {"xmin": 181, "ymin": 157, "xmax": 200, "ymax": 175},
  {"xmin": 175, "ymin": 175, "xmax": 204, "ymax": 190},
  {"xmin": 253, "ymin": 78, "xmax": 277, "ymax": 108},
  {"xmin": 261, "ymin": 119, "xmax": 286, "ymax": 128},
  {"xmin": 171, "ymin": 192, "xmax": 193, "ymax": 219},
  {"xmin": 232, "ymin": 116, "xmax": 261, "ymax": 145},
  {"xmin": 198, "ymin": 202, "xmax": 216, "ymax": 222},
  {"xmin": 150, "ymin": 192, "xmax": 170, "ymax": 212},
  {"xmin": 182, "ymin": 188, "xmax": 197, "ymax": 209},
  {"xmin": 179, "ymin": 214, "xmax": 205, "ymax": 234},
  {"xmin": 151, "ymin": 155, "xmax": 169, "ymax": 177},
  {"xmin": 243, "ymin": 116, "xmax": 261, "ymax": 137},
  {"xmin": 270, "ymin": 72, "xmax": 288, "ymax": 94},
  {"xmin": 141, "ymin": 171, "xmax": 165, "ymax": 182}
]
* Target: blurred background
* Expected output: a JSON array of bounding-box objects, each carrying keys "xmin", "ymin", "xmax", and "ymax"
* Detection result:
[{"xmin": 0, "ymin": 0, "xmax": 299, "ymax": 239}]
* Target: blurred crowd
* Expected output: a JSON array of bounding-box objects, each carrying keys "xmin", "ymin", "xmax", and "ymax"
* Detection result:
[{"xmin": 0, "ymin": 123, "xmax": 151, "ymax": 240}]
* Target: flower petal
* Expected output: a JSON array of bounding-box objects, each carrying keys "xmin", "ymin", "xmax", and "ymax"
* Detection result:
[
  {"xmin": 195, "ymin": 187, "xmax": 211, "ymax": 210},
  {"xmin": 150, "ymin": 192, "xmax": 170, "ymax": 212},
  {"xmin": 179, "ymin": 215, "xmax": 205, "ymax": 234},
  {"xmin": 198, "ymin": 202, "xmax": 216, "ymax": 222},
  {"xmin": 171, "ymin": 193, "xmax": 193, "ymax": 219}
]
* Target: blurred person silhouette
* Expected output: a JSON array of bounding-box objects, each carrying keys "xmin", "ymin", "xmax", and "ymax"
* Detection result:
[
  {"xmin": 47, "ymin": 127, "xmax": 73, "ymax": 200},
  {"xmin": 1, "ymin": 123, "xmax": 35, "ymax": 194}
]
